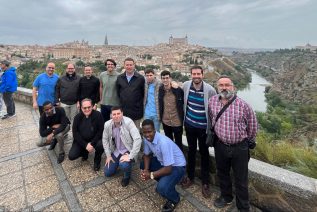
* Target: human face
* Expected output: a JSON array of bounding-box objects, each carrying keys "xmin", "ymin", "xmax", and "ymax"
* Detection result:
[
  {"xmin": 217, "ymin": 78, "xmax": 235, "ymax": 99},
  {"xmin": 111, "ymin": 109, "xmax": 123, "ymax": 124},
  {"xmin": 46, "ymin": 63, "xmax": 55, "ymax": 76},
  {"xmin": 124, "ymin": 60, "xmax": 135, "ymax": 74},
  {"xmin": 191, "ymin": 69, "xmax": 203, "ymax": 85},
  {"xmin": 142, "ymin": 125, "xmax": 155, "ymax": 142},
  {"xmin": 81, "ymin": 100, "xmax": 93, "ymax": 116},
  {"xmin": 106, "ymin": 61, "xmax": 115, "ymax": 72},
  {"xmin": 66, "ymin": 64, "xmax": 75, "ymax": 75},
  {"xmin": 161, "ymin": 75, "xmax": 171, "ymax": 87},
  {"xmin": 84, "ymin": 67, "xmax": 93, "ymax": 77},
  {"xmin": 145, "ymin": 72, "xmax": 155, "ymax": 83},
  {"xmin": 43, "ymin": 103, "xmax": 54, "ymax": 116}
]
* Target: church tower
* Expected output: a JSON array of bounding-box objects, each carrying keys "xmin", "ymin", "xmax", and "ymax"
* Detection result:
[{"xmin": 104, "ymin": 34, "xmax": 108, "ymax": 45}]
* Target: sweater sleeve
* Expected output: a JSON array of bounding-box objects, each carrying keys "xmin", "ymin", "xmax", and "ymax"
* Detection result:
[{"xmin": 39, "ymin": 116, "xmax": 53, "ymax": 137}]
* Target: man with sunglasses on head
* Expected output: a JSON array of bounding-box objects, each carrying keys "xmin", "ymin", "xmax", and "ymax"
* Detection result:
[
  {"xmin": 99, "ymin": 59, "xmax": 120, "ymax": 122},
  {"xmin": 37, "ymin": 101, "xmax": 70, "ymax": 164},
  {"xmin": 69, "ymin": 98, "xmax": 104, "ymax": 171},
  {"xmin": 32, "ymin": 62, "xmax": 59, "ymax": 115}
]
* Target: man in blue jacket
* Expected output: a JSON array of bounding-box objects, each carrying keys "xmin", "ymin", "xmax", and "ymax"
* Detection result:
[{"xmin": 0, "ymin": 60, "xmax": 18, "ymax": 119}]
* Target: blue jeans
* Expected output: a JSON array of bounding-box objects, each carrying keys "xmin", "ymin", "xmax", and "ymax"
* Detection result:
[
  {"xmin": 144, "ymin": 115, "xmax": 160, "ymax": 132},
  {"xmin": 104, "ymin": 153, "xmax": 132, "ymax": 179},
  {"xmin": 140, "ymin": 156, "xmax": 185, "ymax": 203}
]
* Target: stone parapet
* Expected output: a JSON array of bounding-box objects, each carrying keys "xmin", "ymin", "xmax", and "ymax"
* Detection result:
[{"xmin": 13, "ymin": 87, "xmax": 317, "ymax": 211}]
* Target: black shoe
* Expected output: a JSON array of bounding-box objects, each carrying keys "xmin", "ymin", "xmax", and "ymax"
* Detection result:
[
  {"xmin": 214, "ymin": 196, "xmax": 233, "ymax": 208},
  {"xmin": 121, "ymin": 177, "xmax": 130, "ymax": 187},
  {"xmin": 57, "ymin": 153, "xmax": 65, "ymax": 164},
  {"xmin": 93, "ymin": 162, "xmax": 101, "ymax": 171},
  {"xmin": 162, "ymin": 200, "xmax": 179, "ymax": 212},
  {"xmin": 48, "ymin": 139, "xmax": 57, "ymax": 150}
]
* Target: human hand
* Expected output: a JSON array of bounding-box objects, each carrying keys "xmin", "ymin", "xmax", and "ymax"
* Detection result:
[
  {"xmin": 105, "ymin": 156, "xmax": 115, "ymax": 168},
  {"xmin": 140, "ymin": 169, "xmax": 150, "ymax": 181},
  {"xmin": 119, "ymin": 153, "xmax": 130, "ymax": 163},
  {"xmin": 33, "ymin": 102, "xmax": 38, "ymax": 110},
  {"xmin": 86, "ymin": 143, "xmax": 95, "ymax": 153}
]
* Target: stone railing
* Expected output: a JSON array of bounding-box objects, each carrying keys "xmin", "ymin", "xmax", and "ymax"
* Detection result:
[{"xmin": 14, "ymin": 87, "xmax": 317, "ymax": 211}]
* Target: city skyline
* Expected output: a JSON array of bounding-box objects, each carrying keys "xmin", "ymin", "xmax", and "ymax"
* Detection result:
[{"xmin": 1, "ymin": 0, "xmax": 316, "ymax": 48}]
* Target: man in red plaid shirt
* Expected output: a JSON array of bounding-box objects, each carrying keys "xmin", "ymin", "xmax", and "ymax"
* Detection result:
[{"xmin": 208, "ymin": 75, "xmax": 258, "ymax": 212}]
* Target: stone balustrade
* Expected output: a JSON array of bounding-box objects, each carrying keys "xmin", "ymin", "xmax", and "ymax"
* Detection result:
[{"xmin": 13, "ymin": 87, "xmax": 317, "ymax": 211}]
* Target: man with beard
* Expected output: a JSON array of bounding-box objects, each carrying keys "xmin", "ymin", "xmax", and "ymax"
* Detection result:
[
  {"xmin": 56, "ymin": 63, "xmax": 80, "ymax": 123},
  {"xmin": 37, "ymin": 101, "xmax": 70, "ymax": 163},
  {"xmin": 78, "ymin": 66, "xmax": 100, "ymax": 110},
  {"xmin": 208, "ymin": 76, "xmax": 257, "ymax": 211},
  {"xmin": 181, "ymin": 65, "xmax": 217, "ymax": 198},
  {"xmin": 100, "ymin": 59, "xmax": 120, "ymax": 122}
]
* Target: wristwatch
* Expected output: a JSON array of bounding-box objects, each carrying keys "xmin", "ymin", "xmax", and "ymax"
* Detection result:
[{"xmin": 150, "ymin": 172, "xmax": 154, "ymax": 180}]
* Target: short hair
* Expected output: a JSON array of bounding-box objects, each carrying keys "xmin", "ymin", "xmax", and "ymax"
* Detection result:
[
  {"xmin": 217, "ymin": 75, "xmax": 234, "ymax": 85},
  {"xmin": 190, "ymin": 65, "xmax": 204, "ymax": 74},
  {"xmin": 1, "ymin": 60, "xmax": 10, "ymax": 67},
  {"xmin": 43, "ymin": 101, "xmax": 53, "ymax": 107},
  {"xmin": 145, "ymin": 68, "xmax": 155, "ymax": 75},
  {"xmin": 111, "ymin": 106, "xmax": 123, "ymax": 112},
  {"xmin": 160, "ymin": 70, "xmax": 171, "ymax": 77},
  {"xmin": 142, "ymin": 119, "xmax": 155, "ymax": 129},
  {"xmin": 124, "ymin": 57, "xmax": 135, "ymax": 63},
  {"xmin": 105, "ymin": 59, "xmax": 117, "ymax": 67},
  {"xmin": 81, "ymin": 98, "xmax": 92, "ymax": 106}
]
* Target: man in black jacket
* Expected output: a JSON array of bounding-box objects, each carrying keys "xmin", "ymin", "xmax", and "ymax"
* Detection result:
[
  {"xmin": 37, "ymin": 101, "xmax": 70, "ymax": 163},
  {"xmin": 158, "ymin": 70, "xmax": 184, "ymax": 151},
  {"xmin": 55, "ymin": 63, "xmax": 80, "ymax": 123},
  {"xmin": 116, "ymin": 58, "xmax": 145, "ymax": 130},
  {"xmin": 69, "ymin": 98, "xmax": 104, "ymax": 171}
]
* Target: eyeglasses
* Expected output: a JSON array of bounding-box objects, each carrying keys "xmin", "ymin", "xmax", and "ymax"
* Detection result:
[{"xmin": 82, "ymin": 106, "xmax": 92, "ymax": 110}]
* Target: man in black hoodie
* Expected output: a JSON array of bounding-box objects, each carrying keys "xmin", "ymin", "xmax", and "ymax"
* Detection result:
[{"xmin": 55, "ymin": 63, "xmax": 80, "ymax": 123}]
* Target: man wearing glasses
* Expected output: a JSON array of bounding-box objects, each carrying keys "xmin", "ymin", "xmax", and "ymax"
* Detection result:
[
  {"xmin": 99, "ymin": 59, "xmax": 120, "ymax": 122},
  {"xmin": 69, "ymin": 98, "xmax": 104, "ymax": 171},
  {"xmin": 37, "ymin": 101, "xmax": 70, "ymax": 163},
  {"xmin": 32, "ymin": 62, "xmax": 59, "ymax": 115}
]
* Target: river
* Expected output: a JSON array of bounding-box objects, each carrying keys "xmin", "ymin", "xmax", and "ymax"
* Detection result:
[{"xmin": 237, "ymin": 70, "xmax": 271, "ymax": 112}]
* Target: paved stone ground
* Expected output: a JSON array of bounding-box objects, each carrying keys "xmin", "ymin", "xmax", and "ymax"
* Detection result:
[{"xmin": 0, "ymin": 102, "xmax": 261, "ymax": 212}]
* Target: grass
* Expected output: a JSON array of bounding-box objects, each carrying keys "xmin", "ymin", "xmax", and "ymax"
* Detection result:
[{"xmin": 251, "ymin": 131, "xmax": 317, "ymax": 179}]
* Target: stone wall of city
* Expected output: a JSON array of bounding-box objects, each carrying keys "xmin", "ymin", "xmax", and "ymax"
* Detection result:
[{"xmin": 13, "ymin": 88, "xmax": 317, "ymax": 212}]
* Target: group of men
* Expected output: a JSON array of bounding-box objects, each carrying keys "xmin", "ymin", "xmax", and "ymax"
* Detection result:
[{"xmin": 32, "ymin": 57, "xmax": 257, "ymax": 212}]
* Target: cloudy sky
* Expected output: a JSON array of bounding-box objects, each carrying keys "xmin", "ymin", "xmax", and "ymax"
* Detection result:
[{"xmin": 0, "ymin": 0, "xmax": 316, "ymax": 48}]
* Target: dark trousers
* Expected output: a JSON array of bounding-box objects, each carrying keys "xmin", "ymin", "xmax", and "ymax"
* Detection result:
[
  {"xmin": 101, "ymin": 104, "xmax": 112, "ymax": 123},
  {"xmin": 185, "ymin": 124, "xmax": 210, "ymax": 185},
  {"xmin": 3, "ymin": 92, "xmax": 15, "ymax": 115},
  {"xmin": 140, "ymin": 156, "xmax": 185, "ymax": 204},
  {"xmin": 214, "ymin": 139, "xmax": 250, "ymax": 210},
  {"xmin": 39, "ymin": 106, "xmax": 44, "ymax": 115},
  {"xmin": 162, "ymin": 123, "xmax": 183, "ymax": 151},
  {"xmin": 68, "ymin": 140, "xmax": 104, "ymax": 164}
]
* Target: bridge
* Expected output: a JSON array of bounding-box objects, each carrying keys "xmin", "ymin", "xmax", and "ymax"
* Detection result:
[{"xmin": 0, "ymin": 88, "xmax": 316, "ymax": 211}]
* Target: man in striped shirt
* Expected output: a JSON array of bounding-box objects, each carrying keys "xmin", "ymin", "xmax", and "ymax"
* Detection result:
[
  {"xmin": 208, "ymin": 76, "xmax": 258, "ymax": 211},
  {"xmin": 181, "ymin": 66, "xmax": 217, "ymax": 198}
]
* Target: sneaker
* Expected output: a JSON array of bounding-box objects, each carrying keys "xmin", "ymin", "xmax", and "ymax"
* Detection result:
[
  {"xmin": 48, "ymin": 139, "xmax": 57, "ymax": 150},
  {"xmin": 214, "ymin": 196, "xmax": 233, "ymax": 208},
  {"xmin": 162, "ymin": 200, "xmax": 179, "ymax": 212},
  {"xmin": 57, "ymin": 153, "xmax": 65, "ymax": 164},
  {"xmin": 2, "ymin": 114, "xmax": 16, "ymax": 119},
  {"xmin": 121, "ymin": 177, "xmax": 130, "ymax": 187},
  {"xmin": 1, "ymin": 114, "xmax": 9, "ymax": 119}
]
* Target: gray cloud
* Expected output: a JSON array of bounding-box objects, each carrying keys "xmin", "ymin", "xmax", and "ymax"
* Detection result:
[{"xmin": 0, "ymin": 0, "xmax": 316, "ymax": 48}]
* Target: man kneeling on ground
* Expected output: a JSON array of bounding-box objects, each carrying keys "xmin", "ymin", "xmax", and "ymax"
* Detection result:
[
  {"xmin": 69, "ymin": 98, "xmax": 104, "ymax": 171},
  {"xmin": 140, "ymin": 119, "xmax": 186, "ymax": 212},
  {"xmin": 37, "ymin": 101, "xmax": 70, "ymax": 163},
  {"xmin": 102, "ymin": 106, "xmax": 142, "ymax": 187}
]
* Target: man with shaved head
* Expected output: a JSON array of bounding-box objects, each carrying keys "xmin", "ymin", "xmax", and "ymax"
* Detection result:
[{"xmin": 32, "ymin": 62, "xmax": 59, "ymax": 115}]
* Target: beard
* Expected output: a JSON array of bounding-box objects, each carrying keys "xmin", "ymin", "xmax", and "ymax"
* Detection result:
[{"xmin": 219, "ymin": 90, "xmax": 235, "ymax": 99}]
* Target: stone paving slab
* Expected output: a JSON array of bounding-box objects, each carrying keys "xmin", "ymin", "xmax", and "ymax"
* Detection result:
[{"xmin": 0, "ymin": 102, "xmax": 261, "ymax": 211}]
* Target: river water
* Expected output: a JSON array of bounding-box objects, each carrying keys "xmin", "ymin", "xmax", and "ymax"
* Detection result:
[{"xmin": 237, "ymin": 71, "xmax": 271, "ymax": 112}]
